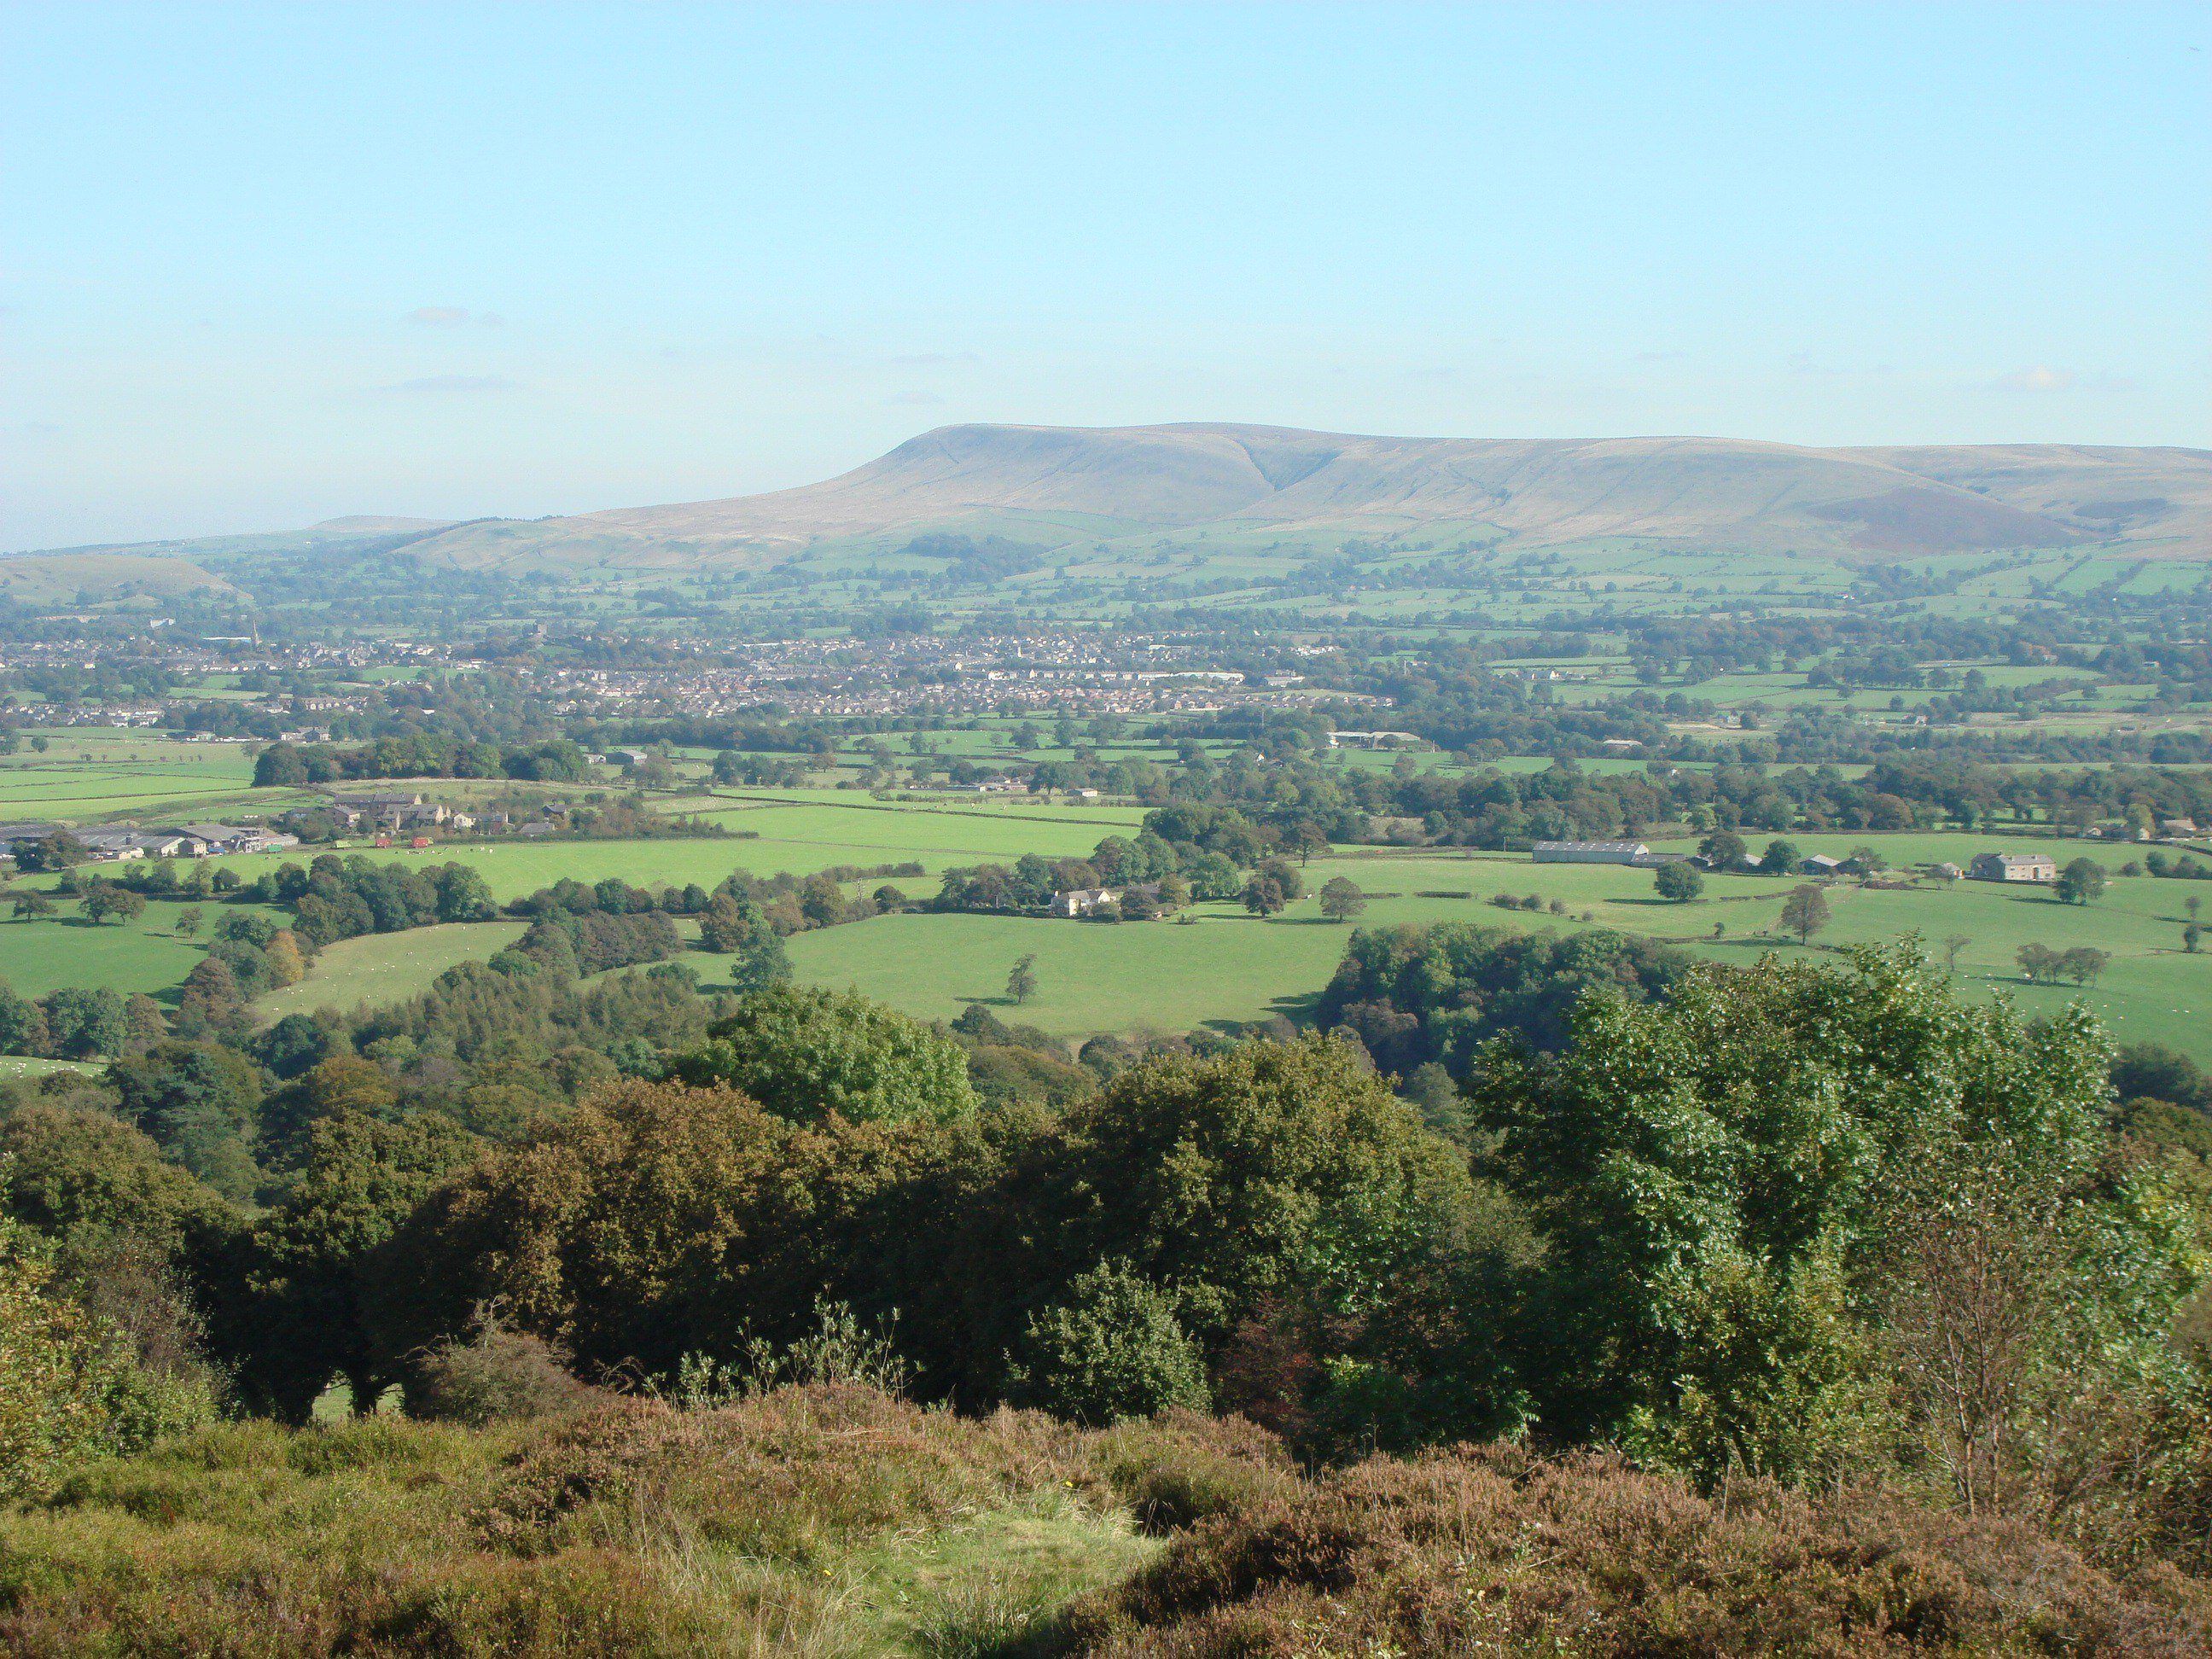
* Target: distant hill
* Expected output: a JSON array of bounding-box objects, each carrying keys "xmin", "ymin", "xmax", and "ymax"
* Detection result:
[
  {"xmin": 0, "ymin": 552, "xmax": 234, "ymax": 604},
  {"xmin": 384, "ymin": 424, "xmax": 2212, "ymax": 569},
  {"xmin": 17, "ymin": 428, "xmax": 2209, "ymax": 579}
]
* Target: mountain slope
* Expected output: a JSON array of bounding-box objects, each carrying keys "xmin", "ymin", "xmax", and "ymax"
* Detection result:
[{"xmin": 391, "ymin": 423, "xmax": 2212, "ymax": 570}]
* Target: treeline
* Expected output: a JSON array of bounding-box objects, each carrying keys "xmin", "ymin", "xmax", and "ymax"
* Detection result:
[
  {"xmin": 928, "ymin": 805, "xmax": 1310, "ymax": 913},
  {"xmin": 1142, "ymin": 740, "xmax": 2212, "ymax": 850},
  {"xmin": 1317, "ymin": 923, "xmax": 1689, "ymax": 1078},
  {"xmin": 253, "ymin": 736, "xmax": 593, "ymax": 787}
]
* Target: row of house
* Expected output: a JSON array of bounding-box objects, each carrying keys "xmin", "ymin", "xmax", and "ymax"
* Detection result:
[
  {"xmin": 0, "ymin": 820, "xmax": 294, "ymax": 864},
  {"xmin": 323, "ymin": 791, "xmax": 472, "ymax": 834}
]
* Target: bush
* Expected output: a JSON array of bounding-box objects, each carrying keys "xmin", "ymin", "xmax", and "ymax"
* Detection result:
[
  {"xmin": 413, "ymin": 1318, "xmax": 597, "ymax": 1427},
  {"xmin": 1068, "ymin": 1443, "xmax": 2212, "ymax": 1656},
  {"xmin": 1016, "ymin": 1262, "xmax": 1209, "ymax": 1426}
]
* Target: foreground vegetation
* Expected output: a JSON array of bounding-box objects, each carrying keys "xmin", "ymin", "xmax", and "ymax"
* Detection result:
[
  {"xmin": 4, "ymin": 1381, "xmax": 2206, "ymax": 1658},
  {"xmin": 4, "ymin": 933, "xmax": 2209, "ymax": 1653}
]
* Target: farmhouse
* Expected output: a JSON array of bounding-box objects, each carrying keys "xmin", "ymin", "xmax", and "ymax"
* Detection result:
[
  {"xmin": 1970, "ymin": 851, "xmax": 2057, "ymax": 883},
  {"xmin": 1049, "ymin": 883, "xmax": 1161, "ymax": 917},
  {"xmin": 1328, "ymin": 731, "xmax": 1420, "ymax": 749},
  {"xmin": 1532, "ymin": 840, "xmax": 1649, "ymax": 865}
]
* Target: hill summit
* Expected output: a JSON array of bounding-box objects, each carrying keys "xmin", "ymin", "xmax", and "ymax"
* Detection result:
[{"xmin": 389, "ymin": 422, "xmax": 2212, "ymax": 568}]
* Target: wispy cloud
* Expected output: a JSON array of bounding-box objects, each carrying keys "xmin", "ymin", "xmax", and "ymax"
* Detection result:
[
  {"xmin": 886, "ymin": 389, "xmax": 945, "ymax": 406},
  {"xmin": 403, "ymin": 306, "xmax": 503, "ymax": 328},
  {"xmin": 886, "ymin": 351, "xmax": 979, "ymax": 367},
  {"xmin": 1994, "ymin": 365, "xmax": 2075, "ymax": 393},
  {"xmin": 376, "ymin": 374, "xmax": 519, "ymax": 396}
]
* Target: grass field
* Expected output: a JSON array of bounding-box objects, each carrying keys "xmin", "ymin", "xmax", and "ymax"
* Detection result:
[
  {"xmin": 203, "ymin": 799, "xmax": 1155, "ymax": 900},
  {"xmin": 0, "ymin": 733, "xmax": 305, "ymax": 823},
  {"xmin": 256, "ymin": 920, "xmax": 530, "ymax": 1022},
  {"xmin": 788, "ymin": 838, "xmax": 2212, "ymax": 1057},
  {"xmin": 8, "ymin": 765, "xmax": 2212, "ymax": 1062},
  {"xmin": 0, "ymin": 898, "xmax": 282, "ymax": 1001}
]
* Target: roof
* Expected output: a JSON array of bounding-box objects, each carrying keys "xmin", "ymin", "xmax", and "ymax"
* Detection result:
[{"xmin": 1533, "ymin": 840, "xmax": 1649, "ymax": 853}]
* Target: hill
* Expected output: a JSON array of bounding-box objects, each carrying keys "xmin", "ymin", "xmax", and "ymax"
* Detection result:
[
  {"xmin": 387, "ymin": 423, "xmax": 2212, "ymax": 570},
  {"xmin": 0, "ymin": 551, "xmax": 235, "ymax": 604}
]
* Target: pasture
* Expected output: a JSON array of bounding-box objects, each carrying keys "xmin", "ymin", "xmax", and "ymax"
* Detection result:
[
  {"xmin": 255, "ymin": 920, "xmax": 530, "ymax": 1023},
  {"xmin": 0, "ymin": 734, "xmax": 299, "ymax": 823},
  {"xmin": 0, "ymin": 897, "xmax": 285, "ymax": 1002},
  {"xmin": 789, "ymin": 837, "xmax": 2212, "ymax": 1057}
]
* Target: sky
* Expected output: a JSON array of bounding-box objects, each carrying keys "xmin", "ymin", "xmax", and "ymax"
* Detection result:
[{"xmin": 3, "ymin": 1, "xmax": 2206, "ymax": 551}]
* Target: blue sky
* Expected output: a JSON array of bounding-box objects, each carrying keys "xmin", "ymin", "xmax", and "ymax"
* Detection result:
[{"xmin": 3, "ymin": 1, "xmax": 2206, "ymax": 550}]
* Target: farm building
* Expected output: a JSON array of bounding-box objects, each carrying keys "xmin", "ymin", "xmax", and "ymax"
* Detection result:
[
  {"xmin": 1802, "ymin": 853, "xmax": 1847, "ymax": 875},
  {"xmin": 1049, "ymin": 883, "xmax": 1161, "ymax": 917},
  {"xmin": 1969, "ymin": 852, "xmax": 2057, "ymax": 883},
  {"xmin": 1327, "ymin": 730, "xmax": 1421, "ymax": 749},
  {"xmin": 1532, "ymin": 840, "xmax": 1650, "ymax": 865}
]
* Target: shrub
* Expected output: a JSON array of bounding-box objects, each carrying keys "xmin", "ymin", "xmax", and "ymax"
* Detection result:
[
  {"xmin": 414, "ymin": 1318, "xmax": 597, "ymax": 1428},
  {"xmin": 1016, "ymin": 1262, "xmax": 1209, "ymax": 1426}
]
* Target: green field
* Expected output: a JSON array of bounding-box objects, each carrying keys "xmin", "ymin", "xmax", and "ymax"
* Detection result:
[
  {"xmin": 0, "ymin": 898, "xmax": 283, "ymax": 1001},
  {"xmin": 9, "ymin": 764, "xmax": 2212, "ymax": 1062},
  {"xmin": 789, "ymin": 838, "xmax": 2212, "ymax": 1057},
  {"xmin": 256, "ymin": 921, "xmax": 531, "ymax": 1022},
  {"xmin": 207, "ymin": 799, "xmax": 1154, "ymax": 899},
  {"xmin": 0, "ymin": 733, "xmax": 306, "ymax": 823}
]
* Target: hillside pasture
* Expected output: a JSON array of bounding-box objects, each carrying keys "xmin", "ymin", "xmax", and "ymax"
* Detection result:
[{"xmin": 254, "ymin": 921, "xmax": 531, "ymax": 1023}]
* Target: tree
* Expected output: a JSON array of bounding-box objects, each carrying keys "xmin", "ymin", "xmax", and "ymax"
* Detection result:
[
  {"xmin": 1469, "ymin": 945, "xmax": 2197, "ymax": 1497},
  {"xmin": 2016, "ymin": 943, "xmax": 2063, "ymax": 985},
  {"xmin": 2186, "ymin": 923, "xmax": 2203, "ymax": 955},
  {"xmin": 1, "ymin": 1196, "xmax": 211, "ymax": 1501},
  {"xmin": 174, "ymin": 906, "xmax": 203, "ymax": 939},
  {"xmin": 15, "ymin": 833, "xmax": 84, "ymax": 874},
  {"xmin": 1778, "ymin": 884, "xmax": 1830, "ymax": 945},
  {"xmin": 1241, "ymin": 876, "xmax": 1288, "ymax": 917},
  {"xmin": 41, "ymin": 987, "xmax": 128, "ymax": 1062},
  {"xmin": 2059, "ymin": 946, "xmax": 2110, "ymax": 987},
  {"xmin": 107, "ymin": 1041, "xmax": 265, "ymax": 1201},
  {"xmin": 696, "ymin": 897, "xmax": 792, "ymax": 993},
  {"xmin": 261, "ymin": 930, "xmax": 307, "ymax": 989},
  {"xmin": 207, "ymin": 1110, "xmax": 478, "ymax": 1422},
  {"xmin": 1757, "ymin": 839, "xmax": 1802, "ymax": 876},
  {"xmin": 432, "ymin": 864, "xmax": 498, "ymax": 923},
  {"xmin": 171, "ymin": 958, "xmax": 248, "ymax": 1041},
  {"xmin": 11, "ymin": 890, "xmax": 54, "ymax": 922},
  {"xmin": 1014, "ymin": 1261, "xmax": 1208, "ymax": 1424},
  {"xmin": 1318, "ymin": 876, "xmax": 1368, "ymax": 922},
  {"xmin": 1942, "ymin": 934, "xmax": 1971, "ymax": 973},
  {"xmin": 1398, "ymin": 1060, "xmax": 1470, "ymax": 1143},
  {"xmin": 2053, "ymin": 859, "xmax": 2106, "ymax": 905},
  {"xmin": 1697, "ymin": 830, "xmax": 1747, "ymax": 870},
  {"xmin": 670, "ymin": 984, "xmax": 980, "ymax": 1125},
  {"xmin": 79, "ymin": 886, "xmax": 146, "ymax": 927},
  {"xmin": 1653, "ymin": 862, "xmax": 1703, "ymax": 903},
  {"xmin": 1006, "ymin": 953, "xmax": 1039, "ymax": 1006}
]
